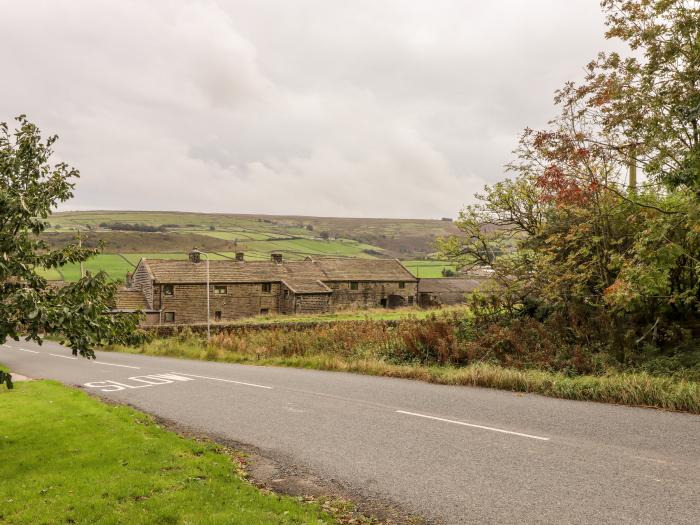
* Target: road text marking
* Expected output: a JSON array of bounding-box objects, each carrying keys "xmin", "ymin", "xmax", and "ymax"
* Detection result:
[
  {"xmin": 92, "ymin": 361, "xmax": 140, "ymax": 369},
  {"xmin": 17, "ymin": 348, "xmax": 39, "ymax": 354},
  {"xmin": 49, "ymin": 353, "xmax": 76, "ymax": 360},
  {"xmin": 85, "ymin": 373, "xmax": 196, "ymax": 392},
  {"xmin": 174, "ymin": 372, "xmax": 273, "ymax": 390},
  {"xmin": 396, "ymin": 410, "xmax": 550, "ymax": 441}
]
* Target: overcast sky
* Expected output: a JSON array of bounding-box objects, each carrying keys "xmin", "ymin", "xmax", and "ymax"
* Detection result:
[{"xmin": 0, "ymin": 1, "xmax": 615, "ymax": 218}]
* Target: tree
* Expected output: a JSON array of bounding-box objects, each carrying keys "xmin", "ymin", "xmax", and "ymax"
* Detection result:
[
  {"xmin": 441, "ymin": 1, "xmax": 700, "ymax": 362},
  {"xmin": 0, "ymin": 116, "xmax": 142, "ymax": 388}
]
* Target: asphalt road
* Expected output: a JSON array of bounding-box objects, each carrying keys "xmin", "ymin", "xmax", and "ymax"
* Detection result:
[{"xmin": 2, "ymin": 339, "xmax": 699, "ymax": 524}]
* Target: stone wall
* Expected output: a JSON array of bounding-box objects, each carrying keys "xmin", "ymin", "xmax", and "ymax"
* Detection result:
[
  {"xmin": 158, "ymin": 282, "xmax": 283, "ymax": 324},
  {"xmin": 327, "ymin": 281, "xmax": 417, "ymax": 310},
  {"xmin": 279, "ymin": 284, "xmax": 295, "ymax": 314},
  {"xmin": 141, "ymin": 279, "xmax": 417, "ymax": 325},
  {"xmin": 295, "ymin": 293, "xmax": 331, "ymax": 314},
  {"xmin": 131, "ymin": 262, "xmax": 154, "ymax": 309}
]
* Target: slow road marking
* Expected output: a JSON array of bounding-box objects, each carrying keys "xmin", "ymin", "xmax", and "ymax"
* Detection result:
[
  {"xmin": 396, "ymin": 410, "xmax": 550, "ymax": 441},
  {"xmin": 85, "ymin": 373, "xmax": 196, "ymax": 392},
  {"xmin": 174, "ymin": 372, "xmax": 273, "ymax": 390}
]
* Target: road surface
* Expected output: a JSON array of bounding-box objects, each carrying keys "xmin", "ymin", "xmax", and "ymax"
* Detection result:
[{"xmin": 2, "ymin": 339, "xmax": 699, "ymax": 524}]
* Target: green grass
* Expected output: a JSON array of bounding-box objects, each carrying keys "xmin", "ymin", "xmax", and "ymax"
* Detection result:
[
  {"xmin": 0, "ymin": 380, "xmax": 336, "ymax": 524},
  {"xmin": 400, "ymin": 260, "xmax": 457, "ymax": 278},
  {"xmin": 35, "ymin": 267, "xmax": 64, "ymax": 280},
  {"xmin": 36, "ymin": 254, "xmax": 136, "ymax": 282},
  {"xmin": 183, "ymin": 230, "xmax": 285, "ymax": 241},
  {"xmin": 215, "ymin": 306, "xmax": 469, "ymax": 326}
]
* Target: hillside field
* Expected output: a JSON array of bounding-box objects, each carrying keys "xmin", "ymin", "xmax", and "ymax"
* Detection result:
[{"xmin": 38, "ymin": 211, "xmax": 461, "ymax": 281}]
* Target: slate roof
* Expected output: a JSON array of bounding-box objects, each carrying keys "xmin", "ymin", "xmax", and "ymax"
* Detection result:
[
  {"xmin": 417, "ymin": 278, "xmax": 483, "ymax": 294},
  {"xmin": 282, "ymin": 279, "xmax": 332, "ymax": 294},
  {"xmin": 138, "ymin": 257, "xmax": 416, "ymax": 286},
  {"xmin": 113, "ymin": 288, "xmax": 152, "ymax": 311}
]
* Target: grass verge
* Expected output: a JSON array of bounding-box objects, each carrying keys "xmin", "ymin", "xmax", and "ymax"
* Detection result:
[
  {"xmin": 204, "ymin": 306, "xmax": 470, "ymax": 326},
  {"xmin": 0, "ymin": 379, "xmax": 338, "ymax": 524},
  {"xmin": 106, "ymin": 341, "xmax": 700, "ymax": 413}
]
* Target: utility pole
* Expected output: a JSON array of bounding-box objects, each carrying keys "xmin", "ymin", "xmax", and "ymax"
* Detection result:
[{"xmin": 194, "ymin": 250, "xmax": 211, "ymax": 342}]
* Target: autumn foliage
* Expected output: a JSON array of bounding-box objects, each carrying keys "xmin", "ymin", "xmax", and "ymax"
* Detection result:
[{"xmin": 440, "ymin": 0, "xmax": 700, "ymax": 373}]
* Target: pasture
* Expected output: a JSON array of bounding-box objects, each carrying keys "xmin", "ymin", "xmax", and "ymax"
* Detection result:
[{"xmin": 39, "ymin": 211, "xmax": 461, "ymax": 281}]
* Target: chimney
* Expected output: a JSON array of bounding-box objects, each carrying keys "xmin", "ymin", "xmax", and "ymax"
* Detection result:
[
  {"xmin": 235, "ymin": 252, "xmax": 245, "ymax": 262},
  {"xmin": 271, "ymin": 253, "xmax": 283, "ymax": 264},
  {"xmin": 188, "ymin": 249, "xmax": 201, "ymax": 263}
]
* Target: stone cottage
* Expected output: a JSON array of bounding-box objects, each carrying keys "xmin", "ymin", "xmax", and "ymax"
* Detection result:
[{"xmin": 115, "ymin": 250, "xmax": 418, "ymax": 325}]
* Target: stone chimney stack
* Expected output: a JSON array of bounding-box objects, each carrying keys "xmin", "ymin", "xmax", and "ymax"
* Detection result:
[
  {"xmin": 235, "ymin": 252, "xmax": 245, "ymax": 262},
  {"xmin": 189, "ymin": 249, "xmax": 201, "ymax": 263},
  {"xmin": 271, "ymin": 253, "xmax": 283, "ymax": 264}
]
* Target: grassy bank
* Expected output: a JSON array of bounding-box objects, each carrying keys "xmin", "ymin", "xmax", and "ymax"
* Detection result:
[
  {"xmin": 202, "ymin": 306, "xmax": 470, "ymax": 326},
  {"xmin": 107, "ymin": 329, "xmax": 700, "ymax": 413},
  {"xmin": 0, "ymin": 379, "xmax": 337, "ymax": 524}
]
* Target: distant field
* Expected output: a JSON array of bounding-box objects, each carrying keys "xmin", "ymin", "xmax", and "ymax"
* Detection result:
[
  {"xmin": 49, "ymin": 210, "xmax": 460, "ymax": 258},
  {"xmin": 37, "ymin": 254, "xmax": 134, "ymax": 282},
  {"xmin": 38, "ymin": 211, "xmax": 461, "ymax": 281},
  {"xmin": 401, "ymin": 260, "xmax": 457, "ymax": 278},
  {"xmin": 38, "ymin": 255, "xmax": 455, "ymax": 281}
]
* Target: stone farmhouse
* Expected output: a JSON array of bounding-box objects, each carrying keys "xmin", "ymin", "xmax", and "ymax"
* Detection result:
[{"xmin": 116, "ymin": 250, "xmax": 418, "ymax": 325}]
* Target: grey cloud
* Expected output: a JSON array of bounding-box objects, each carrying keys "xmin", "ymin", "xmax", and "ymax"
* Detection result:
[{"xmin": 0, "ymin": 0, "xmax": 615, "ymax": 218}]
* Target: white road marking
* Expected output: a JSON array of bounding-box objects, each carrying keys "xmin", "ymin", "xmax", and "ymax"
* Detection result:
[
  {"xmin": 17, "ymin": 347, "xmax": 39, "ymax": 354},
  {"xmin": 2, "ymin": 344, "xmax": 12, "ymax": 348},
  {"xmin": 85, "ymin": 373, "xmax": 195, "ymax": 392},
  {"xmin": 396, "ymin": 410, "xmax": 550, "ymax": 441},
  {"xmin": 49, "ymin": 353, "xmax": 76, "ymax": 360},
  {"xmin": 174, "ymin": 372, "xmax": 273, "ymax": 390},
  {"xmin": 92, "ymin": 361, "xmax": 140, "ymax": 369}
]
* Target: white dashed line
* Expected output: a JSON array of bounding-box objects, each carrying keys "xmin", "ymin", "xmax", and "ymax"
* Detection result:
[
  {"xmin": 396, "ymin": 410, "xmax": 550, "ymax": 441},
  {"xmin": 174, "ymin": 372, "xmax": 273, "ymax": 390},
  {"xmin": 49, "ymin": 353, "xmax": 77, "ymax": 360},
  {"xmin": 92, "ymin": 361, "xmax": 141, "ymax": 369},
  {"xmin": 17, "ymin": 348, "xmax": 39, "ymax": 354}
]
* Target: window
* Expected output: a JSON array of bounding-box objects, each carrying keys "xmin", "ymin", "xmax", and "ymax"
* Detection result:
[
  {"xmin": 260, "ymin": 308, "xmax": 269, "ymax": 315},
  {"xmin": 408, "ymin": 296, "xmax": 414, "ymax": 306},
  {"xmin": 262, "ymin": 283, "xmax": 272, "ymax": 293},
  {"xmin": 164, "ymin": 312, "xmax": 175, "ymax": 323},
  {"xmin": 380, "ymin": 298, "xmax": 387, "ymax": 308},
  {"xmin": 163, "ymin": 284, "xmax": 174, "ymax": 296},
  {"xmin": 398, "ymin": 282, "xmax": 405, "ymax": 289},
  {"xmin": 350, "ymin": 282, "xmax": 358, "ymax": 290},
  {"xmin": 213, "ymin": 285, "xmax": 227, "ymax": 295},
  {"xmin": 283, "ymin": 289, "xmax": 290, "ymax": 298},
  {"xmin": 214, "ymin": 310, "xmax": 222, "ymax": 321}
]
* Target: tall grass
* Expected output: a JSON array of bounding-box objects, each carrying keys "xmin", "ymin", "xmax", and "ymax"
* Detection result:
[{"xmin": 107, "ymin": 317, "xmax": 700, "ymax": 413}]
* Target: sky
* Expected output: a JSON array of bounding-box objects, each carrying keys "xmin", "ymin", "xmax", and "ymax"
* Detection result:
[{"xmin": 0, "ymin": 1, "xmax": 616, "ymax": 219}]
